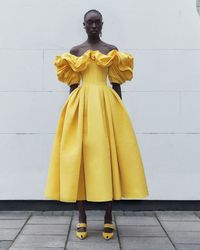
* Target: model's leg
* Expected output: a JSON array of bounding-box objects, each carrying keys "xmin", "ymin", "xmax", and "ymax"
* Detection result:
[
  {"xmin": 104, "ymin": 201, "xmax": 113, "ymax": 233},
  {"xmin": 77, "ymin": 200, "xmax": 87, "ymax": 232}
]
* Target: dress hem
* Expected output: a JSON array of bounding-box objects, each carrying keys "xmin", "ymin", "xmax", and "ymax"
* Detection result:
[{"xmin": 44, "ymin": 194, "xmax": 149, "ymax": 203}]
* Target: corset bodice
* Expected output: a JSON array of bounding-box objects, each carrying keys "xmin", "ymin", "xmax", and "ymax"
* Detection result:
[{"xmin": 80, "ymin": 60, "xmax": 108, "ymax": 86}]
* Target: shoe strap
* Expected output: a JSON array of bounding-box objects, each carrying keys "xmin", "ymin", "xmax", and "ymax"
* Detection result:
[
  {"xmin": 76, "ymin": 222, "xmax": 87, "ymax": 228},
  {"xmin": 104, "ymin": 223, "xmax": 115, "ymax": 229}
]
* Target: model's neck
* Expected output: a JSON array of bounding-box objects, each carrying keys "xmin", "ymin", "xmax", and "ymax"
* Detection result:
[{"xmin": 87, "ymin": 35, "xmax": 101, "ymax": 44}]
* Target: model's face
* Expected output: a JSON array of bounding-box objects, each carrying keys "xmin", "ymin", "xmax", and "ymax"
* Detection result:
[{"xmin": 83, "ymin": 12, "xmax": 103, "ymax": 36}]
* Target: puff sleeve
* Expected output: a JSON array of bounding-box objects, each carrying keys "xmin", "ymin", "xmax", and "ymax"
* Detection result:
[
  {"xmin": 53, "ymin": 53, "xmax": 81, "ymax": 86},
  {"xmin": 108, "ymin": 52, "xmax": 134, "ymax": 84}
]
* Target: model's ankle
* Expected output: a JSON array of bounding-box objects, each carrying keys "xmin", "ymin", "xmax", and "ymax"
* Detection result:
[
  {"xmin": 104, "ymin": 214, "xmax": 112, "ymax": 223},
  {"xmin": 79, "ymin": 215, "xmax": 87, "ymax": 223}
]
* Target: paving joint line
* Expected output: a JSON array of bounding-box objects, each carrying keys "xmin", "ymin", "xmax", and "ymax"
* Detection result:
[
  {"xmin": 193, "ymin": 211, "xmax": 200, "ymax": 220},
  {"xmin": 113, "ymin": 213, "xmax": 122, "ymax": 250},
  {"xmin": 64, "ymin": 210, "xmax": 74, "ymax": 250},
  {"xmin": 7, "ymin": 212, "xmax": 32, "ymax": 249},
  {"xmin": 154, "ymin": 211, "xmax": 177, "ymax": 250}
]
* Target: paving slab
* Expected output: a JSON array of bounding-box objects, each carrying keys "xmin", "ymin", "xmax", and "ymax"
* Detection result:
[
  {"xmin": 194, "ymin": 211, "xmax": 200, "ymax": 217},
  {"xmin": 0, "ymin": 212, "xmax": 30, "ymax": 219},
  {"xmin": 30, "ymin": 211, "xmax": 44, "ymax": 215},
  {"xmin": 10, "ymin": 235, "xmax": 66, "ymax": 248},
  {"xmin": 175, "ymin": 243, "xmax": 200, "ymax": 250},
  {"xmin": 66, "ymin": 240, "xmax": 120, "ymax": 250},
  {"xmin": 117, "ymin": 225, "xmax": 166, "ymax": 237},
  {"xmin": 27, "ymin": 215, "xmax": 71, "ymax": 224},
  {"xmin": 0, "ymin": 240, "xmax": 13, "ymax": 248},
  {"xmin": 120, "ymin": 236, "xmax": 175, "ymax": 250},
  {"xmin": 63, "ymin": 211, "xmax": 74, "ymax": 216},
  {"xmin": 21, "ymin": 224, "xmax": 69, "ymax": 235},
  {"xmin": 156, "ymin": 211, "xmax": 200, "ymax": 221},
  {"xmin": 0, "ymin": 228, "xmax": 20, "ymax": 240},
  {"xmin": 168, "ymin": 231, "xmax": 200, "ymax": 244},
  {"xmin": 116, "ymin": 215, "xmax": 160, "ymax": 226},
  {"xmin": 51, "ymin": 211, "xmax": 65, "ymax": 216},
  {"xmin": 40, "ymin": 211, "xmax": 55, "ymax": 215},
  {"xmin": 113, "ymin": 211, "xmax": 124, "ymax": 215},
  {"xmin": 10, "ymin": 248, "xmax": 64, "ymax": 250},
  {"xmin": 123, "ymin": 211, "xmax": 155, "ymax": 216},
  {"xmin": 0, "ymin": 211, "xmax": 31, "ymax": 215},
  {"xmin": 160, "ymin": 220, "xmax": 200, "ymax": 231},
  {"xmin": 0, "ymin": 219, "xmax": 26, "ymax": 229}
]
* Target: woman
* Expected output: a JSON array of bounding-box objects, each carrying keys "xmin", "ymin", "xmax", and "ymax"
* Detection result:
[{"xmin": 44, "ymin": 9, "xmax": 149, "ymax": 240}]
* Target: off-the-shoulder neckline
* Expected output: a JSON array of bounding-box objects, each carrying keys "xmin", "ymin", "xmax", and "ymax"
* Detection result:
[{"xmin": 68, "ymin": 49, "xmax": 119, "ymax": 58}]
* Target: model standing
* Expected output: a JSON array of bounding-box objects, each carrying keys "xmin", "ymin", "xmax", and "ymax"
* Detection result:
[{"xmin": 44, "ymin": 9, "xmax": 149, "ymax": 240}]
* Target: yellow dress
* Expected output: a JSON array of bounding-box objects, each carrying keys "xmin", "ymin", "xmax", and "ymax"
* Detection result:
[{"xmin": 44, "ymin": 49, "xmax": 149, "ymax": 203}]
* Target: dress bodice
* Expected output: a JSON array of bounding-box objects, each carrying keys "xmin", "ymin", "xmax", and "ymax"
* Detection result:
[
  {"xmin": 80, "ymin": 60, "xmax": 108, "ymax": 86},
  {"xmin": 53, "ymin": 49, "xmax": 134, "ymax": 86}
]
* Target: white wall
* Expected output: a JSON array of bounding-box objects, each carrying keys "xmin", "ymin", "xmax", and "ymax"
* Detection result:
[{"xmin": 0, "ymin": 0, "xmax": 200, "ymax": 200}]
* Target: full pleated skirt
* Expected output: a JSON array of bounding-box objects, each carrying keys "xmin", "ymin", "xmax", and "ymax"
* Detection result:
[{"xmin": 44, "ymin": 84, "xmax": 149, "ymax": 202}]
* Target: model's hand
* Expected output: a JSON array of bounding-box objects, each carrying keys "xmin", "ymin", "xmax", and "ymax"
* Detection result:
[
  {"xmin": 69, "ymin": 83, "xmax": 79, "ymax": 94},
  {"xmin": 111, "ymin": 83, "xmax": 122, "ymax": 100}
]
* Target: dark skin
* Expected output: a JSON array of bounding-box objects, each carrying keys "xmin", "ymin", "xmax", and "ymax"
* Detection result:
[{"xmin": 69, "ymin": 11, "xmax": 121, "ymax": 233}]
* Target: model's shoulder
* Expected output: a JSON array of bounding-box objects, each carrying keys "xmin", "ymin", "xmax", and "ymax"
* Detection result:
[
  {"xmin": 108, "ymin": 44, "xmax": 118, "ymax": 51},
  {"xmin": 69, "ymin": 45, "xmax": 80, "ymax": 56},
  {"xmin": 70, "ymin": 43, "xmax": 89, "ymax": 56},
  {"xmin": 102, "ymin": 42, "xmax": 118, "ymax": 52}
]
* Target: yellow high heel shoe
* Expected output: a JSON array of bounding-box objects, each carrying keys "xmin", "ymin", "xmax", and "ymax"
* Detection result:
[
  {"xmin": 76, "ymin": 222, "xmax": 88, "ymax": 240},
  {"xmin": 102, "ymin": 223, "xmax": 115, "ymax": 240}
]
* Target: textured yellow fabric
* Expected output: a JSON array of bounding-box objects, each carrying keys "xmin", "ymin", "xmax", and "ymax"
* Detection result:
[{"xmin": 44, "ymin": 49, "xmax": 149, "ymax": 202}]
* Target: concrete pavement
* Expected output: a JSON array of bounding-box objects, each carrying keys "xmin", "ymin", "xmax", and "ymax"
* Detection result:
[{"xmin": 1, "ymin": 210, "xmax": 200, "ymax": 249}]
